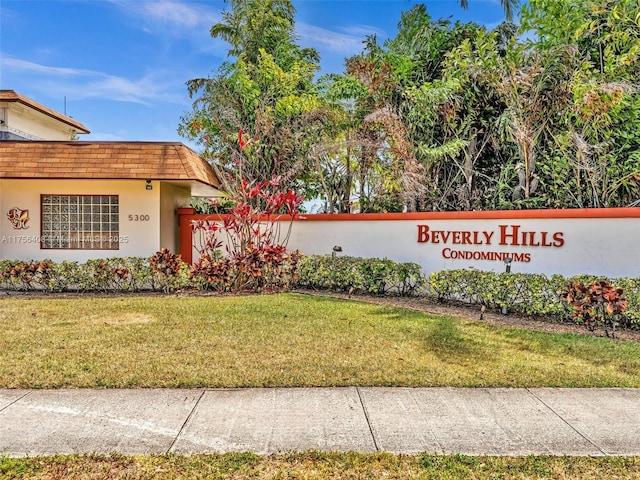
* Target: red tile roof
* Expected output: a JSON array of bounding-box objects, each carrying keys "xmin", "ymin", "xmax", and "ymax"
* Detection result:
[
  {"xmin": 0, "ymin": 90, "xmax": 90, "ymax": 134},
  {"xmin": 0, "ymin": 141, "xmax": 221, "ymax": 188}
]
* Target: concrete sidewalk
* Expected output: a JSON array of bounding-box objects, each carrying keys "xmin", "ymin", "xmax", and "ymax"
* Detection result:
[{"xmin": 1, "ymin": 388, "xmax": 639, "ymax": 457}]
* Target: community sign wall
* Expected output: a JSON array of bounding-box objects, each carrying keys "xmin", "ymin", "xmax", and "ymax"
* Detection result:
[{"xmin": 179, "ymin": 208, "xmax": 640, "ymax": 278}]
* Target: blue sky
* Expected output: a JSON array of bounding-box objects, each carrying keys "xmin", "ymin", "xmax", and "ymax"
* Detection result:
[{"xmin": 0, "ymin": 0, "xmax": 511, "ymax": 144}]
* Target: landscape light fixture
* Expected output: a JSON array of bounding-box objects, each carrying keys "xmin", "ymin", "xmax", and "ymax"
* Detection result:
[
  {"xmin": 332, "ymin": 245, "xmax": 342, "ymax": 258},
  {"xmin": 504, "ymin": 256, "xmax": 512, "ymax": 273},
  {"xmin": 501, "ymin": 256, "xmax": 513, "ymax": 315},
  {"xmin": 145, "ymin": 180, "xmax": 152, "ymax": 191}
]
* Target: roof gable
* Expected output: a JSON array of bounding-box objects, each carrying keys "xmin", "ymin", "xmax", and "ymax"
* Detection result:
[{"xmin": 0, "ymin": 90, "xmax": 90, "ymax": 134}]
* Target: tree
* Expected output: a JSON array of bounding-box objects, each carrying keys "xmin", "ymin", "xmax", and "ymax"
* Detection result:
[
  {"xmin": 312, "ymin": 74, "xmax": 368, "ymax": 213},
  {"xmin": 402, "ymin": 24, "xmax": 507, "ymax": 210},
  {"xmin": 309, "ymin": 33, "xmax": 425, "ymax": 213},
  {"xmin": 520, "ymin": 0, "xmax": 640, "ymax": 207},
  {"xmin": 494, "ymin": 43, "xmax": 578, "ymax": 204},
  {"xmin": 345, "ymin": 36, "xmax": 425, "ymax": 212},
  {"xmin": 210, "ymin": 0, "xmax": 319, "ymax": 66},
  {"xmin": 179, "ymin": 0, "xmax": 328, "ymax": 196}
]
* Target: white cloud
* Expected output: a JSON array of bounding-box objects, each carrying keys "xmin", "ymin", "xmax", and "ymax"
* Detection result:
[
  {"xmin": 338, "ymin": 24, "xmax": 387, "ymax": 39},
  {"xmin": 104, "ymin": 0, "xmax": 227, "ymax": 58},
  {"xmin": 80, "ymin": 73, "xmax": 183, "ymax": 104},
  {"xmin": 144, "ymin": 0, "xmax": 219, "ymax": 28},
  {"xmin": 106, "ymin": 0, "xmax": 220, "ymax": 33},
  {"xmin": 297, "ymin": 22, "xmax": 369, "ymax": 55},
  {"xmin": 1, "ymin": 56, "xmax": 184, "ymax": 105},
  {"xmin": 1, "ymin": 57, "xmax": 101, "ymax": 77}
]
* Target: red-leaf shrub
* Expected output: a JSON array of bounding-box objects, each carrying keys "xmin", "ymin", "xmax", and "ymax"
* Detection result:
[
  {"xmin": 191, "ymin": 176, "xmax": 304, "ymax": 292},
  {"xmin": 149, "ymin": 248, "xmax": 189, "ymax": 292},
  {"xmin": 562, "ymin": 280, "xmax": 628, "ymax": 337}
]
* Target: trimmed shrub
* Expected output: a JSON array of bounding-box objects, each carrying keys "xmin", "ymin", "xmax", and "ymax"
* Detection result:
[
  {"xmin": 562, "ymin": 279, "xmax": 629, "ymax": 337},
  {"xmin": 0, "ymin": 259, "xmax": 54, "ymax": 291},
  {"xmin": 149, "ymin": 249, "xmax": 190, "ymax": 293},
  {"xmin": 295, "ymin": 255, "xmax": 423, "ymax": 296}
]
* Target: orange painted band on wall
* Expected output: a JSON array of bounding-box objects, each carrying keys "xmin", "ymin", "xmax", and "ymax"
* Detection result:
[{"xmin": 294, "ymin": 207, "xmax": 640, "ymax": 221}]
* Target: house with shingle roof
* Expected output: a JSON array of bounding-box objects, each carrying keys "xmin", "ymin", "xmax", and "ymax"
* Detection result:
[{"xmin": 0, "ymin": 92, "xmax": 222, "ymax": 262}]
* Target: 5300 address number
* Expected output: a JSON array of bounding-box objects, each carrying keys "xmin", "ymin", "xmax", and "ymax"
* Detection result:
[{"xmin": 128, "ymin": 214, "xmax": 150, "ymax": 221}]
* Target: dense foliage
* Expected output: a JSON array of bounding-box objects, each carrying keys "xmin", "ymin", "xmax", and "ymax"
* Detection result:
[{"xmin": 180, "ymin": 0, "xmax": 640, "ymax": 212}]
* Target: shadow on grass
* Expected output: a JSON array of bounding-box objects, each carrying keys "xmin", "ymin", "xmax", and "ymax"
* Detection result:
[
  {"xmin": 345, "ymin": 299, "xmax": 490, "ymax": 367},
  {"xmin": 499, "ymin": 327, "xmax": 640, "ymax": 374},
  {"xmin": 422, "ymin": 316, "xmax": 487, "ymax": 365}
]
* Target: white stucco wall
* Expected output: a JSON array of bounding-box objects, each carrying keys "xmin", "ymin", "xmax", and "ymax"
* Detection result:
[
  {"xmin": 0, "ymin": 179, "xmax": 164, "ymax": 262},
  {"xmin": 283, "ymin": 213, "xmax": 640, "ymax": 278}
]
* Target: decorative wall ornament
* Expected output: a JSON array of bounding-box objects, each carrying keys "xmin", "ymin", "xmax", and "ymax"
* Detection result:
[{"xmin": 7, "ymin": 207, "xmax": 29, "ymax": 229}]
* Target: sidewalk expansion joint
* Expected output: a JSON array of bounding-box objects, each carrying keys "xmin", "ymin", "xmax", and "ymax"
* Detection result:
[
  {"xmin": 356, "ymin": 387, "xmax": 380, "ymax": 452},
  {"xmin": 0, "ymin": 390, "xmax": 31, "ymax": 414},
  {"xmin": 167, "ymin": 389, "xmax": 206, "ymax": 454},
  {"xmin": 526, "ymin": 388, "xmax": 606, "ymax": 456}
]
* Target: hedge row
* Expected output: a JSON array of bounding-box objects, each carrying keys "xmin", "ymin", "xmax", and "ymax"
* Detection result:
[
  {"xmin": 2, "ymin": 254, "xmax": 638, "ymax": 329},
  {"xmin": 0, "ymin": 254, "xmax": 191, "ymax": 293},
  {"xmin": 294, "ymin": 257, "xmax": 640, "ymax": 329},
  {"xmin": 426, "ymin": 269, "xmax": 640, "ymax": 327},
  {"xmin": 0, "ymin": 254, "xmax": 423, "ymax": 296},
  {"xmin": 0, "ymin": 248, "xmax": 300, "ymax": 294}
]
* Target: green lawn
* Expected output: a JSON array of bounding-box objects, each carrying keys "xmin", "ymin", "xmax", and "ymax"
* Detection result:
[
  {"xmin": 2, "ymin": 452, "xmax": 640, "ymax": 479},
  {"xmin": 1, "ymin": 293, "xmax": 639, "ymax": 388}
]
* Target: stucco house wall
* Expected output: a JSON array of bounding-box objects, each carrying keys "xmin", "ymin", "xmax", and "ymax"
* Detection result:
[
  {"xmin": 0, "ymin": 141, "xmax": 222, "ymax": 263},
  {"xmin": 1, "ymin": 179, "xmax": 162, "ymax": 262}
]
